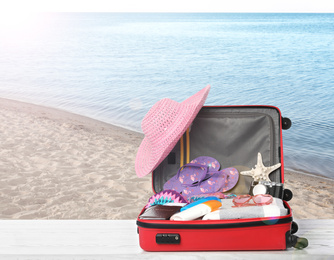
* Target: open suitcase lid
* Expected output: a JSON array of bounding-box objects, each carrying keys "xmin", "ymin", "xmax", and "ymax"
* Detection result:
[{"xmin": 152, "ymin": 105, "xmax": 286, "ymax": 194}]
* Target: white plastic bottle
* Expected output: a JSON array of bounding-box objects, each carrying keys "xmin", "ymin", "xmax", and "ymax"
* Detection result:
[{"xmin": 170, "ymin": 200, "xmax": 222, "ymax": 221}]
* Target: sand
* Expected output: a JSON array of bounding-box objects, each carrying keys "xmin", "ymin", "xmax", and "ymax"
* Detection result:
[{"xmin": 0, "ymin": 98, "xmax": 333, "ymax": 219}]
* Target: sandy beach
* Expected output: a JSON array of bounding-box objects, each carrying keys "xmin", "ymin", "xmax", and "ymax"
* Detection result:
[{"xmin": 0, "ymin": 98, "xmax": 333, "ymax": 219}]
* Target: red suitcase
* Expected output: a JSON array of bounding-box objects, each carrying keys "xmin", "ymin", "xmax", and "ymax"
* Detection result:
[{"xmin": 136, "ymin": 104, "xmax": 308, "ymax": 251}]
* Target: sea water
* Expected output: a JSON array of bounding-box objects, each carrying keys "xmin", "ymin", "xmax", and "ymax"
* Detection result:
[{"xmin": 0, "ymin": 13, "xmax": 333, "ymax": 179}]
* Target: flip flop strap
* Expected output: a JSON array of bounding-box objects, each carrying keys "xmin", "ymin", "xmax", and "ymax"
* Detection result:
[
  {"xmin": 183, "ymin": 170, "xmax": 226, "ymax": 187},
  {"xmin": 176, "ymin": 162, "xmax": 209, "ymax": 185}
]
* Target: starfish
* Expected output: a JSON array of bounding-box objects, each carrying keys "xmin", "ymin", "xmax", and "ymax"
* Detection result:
[{"xmin": 240, "ymin": 153, "xmax": 281, "ymax": 182}]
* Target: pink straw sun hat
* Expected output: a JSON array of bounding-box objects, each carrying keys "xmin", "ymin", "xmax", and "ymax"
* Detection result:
[{"xmin": 135, "ymin": 85, "xmax": 211, "ymax": 177}]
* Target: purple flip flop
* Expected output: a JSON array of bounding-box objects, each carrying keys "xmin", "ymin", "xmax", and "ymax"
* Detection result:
[
  {"xmin": 190, "ymin": 156, "xmax": 220, "ymax": 170},
  {"xmin": 181, "ymin": 171, "xmax": 226, "ymax": 196},
  {"xmin": 180, "ymin": 167, "xmax": 240, "ymax": 198},
  {"xmin": 219, "ymin": 167, "xmax": 239, "ymax": 192},
  {"xmin": 163, "ymin": 156, "xmax": 220, "ymax": 192}
]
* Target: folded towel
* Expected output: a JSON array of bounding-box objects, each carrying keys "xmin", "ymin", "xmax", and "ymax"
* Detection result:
[{"xmin": 202, "ymin": 198, "xmax": 287, "ymax": 220}]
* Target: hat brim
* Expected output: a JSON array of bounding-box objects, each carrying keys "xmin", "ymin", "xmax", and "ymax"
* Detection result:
[{"xmin": 135, "ymin": 85, "xmax": 211, "ymax": 177}]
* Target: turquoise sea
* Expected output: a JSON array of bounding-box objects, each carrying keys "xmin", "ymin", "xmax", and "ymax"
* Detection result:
[{"xmin": 0, "ymin": 13, "xmax": 333, "ymax": 179}]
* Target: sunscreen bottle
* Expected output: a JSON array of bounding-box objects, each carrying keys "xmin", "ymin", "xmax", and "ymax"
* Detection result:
[
  {"xmin": 170, "ymin": 200, "xmax": 222, "ymax": 221},
  {"xmin": 180, "ymin": 197, "xmax": 221, "ymax": 212}
]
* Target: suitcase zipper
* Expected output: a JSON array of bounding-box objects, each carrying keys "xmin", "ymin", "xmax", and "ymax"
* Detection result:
[{"xmin": 137, "ymin": 216, "xmax": 292, "ymax": 230}]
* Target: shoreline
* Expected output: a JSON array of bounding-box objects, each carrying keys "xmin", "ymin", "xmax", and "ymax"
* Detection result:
[
  {"xmin": 285, "ymin": 168, "xmax": 334, "ymax": 182},
  {"xmin": 0, "ymin": 97, "xmax": 144, "ymax": 137},
  {"xmin": 0, "ymin": 98, "xmax": 333, "ymax": 219}
]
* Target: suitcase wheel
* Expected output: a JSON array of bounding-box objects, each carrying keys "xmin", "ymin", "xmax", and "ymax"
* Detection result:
[
  {"xmin": 291, "ymin": 221, "xmax": 298, "ymax": 234},
  {"xmin": 283, "ymin": 188, "xmax": 293, "ymax": 201},
  {"xmin": 282, "ymin": 117, "xmax": 292, "ymax": 130}
]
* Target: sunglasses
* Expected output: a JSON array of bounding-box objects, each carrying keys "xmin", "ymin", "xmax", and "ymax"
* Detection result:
[{"xmin": 232, "ymin": 194, "xmax": 273, "ymax": 207}]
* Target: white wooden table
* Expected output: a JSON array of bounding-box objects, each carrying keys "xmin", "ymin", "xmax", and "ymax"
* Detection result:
[{"xmin": 0, "ymin": 219, "xmax": 333, "ymax": 259}]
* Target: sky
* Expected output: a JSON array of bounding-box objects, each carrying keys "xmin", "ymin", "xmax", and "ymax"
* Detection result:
[{"xmin": 0, "ymin": 0, "xmax": 333, "ymax": 13}]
